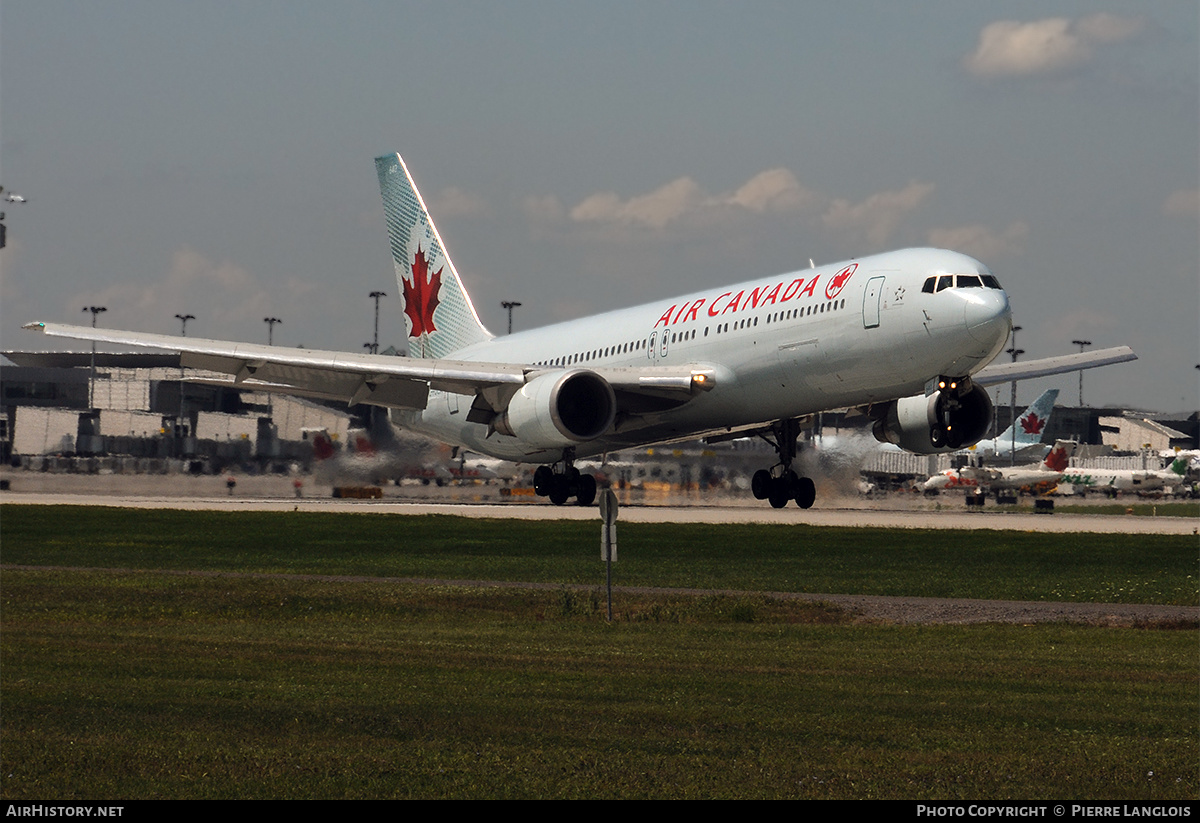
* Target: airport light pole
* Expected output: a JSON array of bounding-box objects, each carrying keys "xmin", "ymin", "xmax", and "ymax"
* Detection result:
[
  {"xmin": 501, "ymin": 301, "xmax": 522, "ymax": 335},
  {"xmin": 1006, "ymin": 325, "xmax": 1023, "ymax": 466},
  {"xmin": 82, "ymin": 306, "xmax": 107, "ymax": 408},
  {"xmin": 1072, "ymin": 339, "xmax": 1092, "ymax": 406},
  {"xmin": 369, "ymin": 291, "xmax": 386, "ymax": 354},
  {"xmin": 264, "ymin": 317, "xmax": 281, "ymax": 346},
  {"xmin": 173, "ymin": 314, "xmax": 195, "ymax": 434}
]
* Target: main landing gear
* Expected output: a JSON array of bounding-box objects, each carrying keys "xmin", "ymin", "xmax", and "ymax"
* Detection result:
[
  {"xmin": 532, "ymin": 450, "xmax": 597, "ymax": 506},
  {"xmin": 751, "ymin": 419, "xmax": 817, "ymax": 509}
]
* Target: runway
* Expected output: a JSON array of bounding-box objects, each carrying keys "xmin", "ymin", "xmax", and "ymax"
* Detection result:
[{"xmin": 6, "ymin": 491, "xmax": 1197, "ymax": 535}]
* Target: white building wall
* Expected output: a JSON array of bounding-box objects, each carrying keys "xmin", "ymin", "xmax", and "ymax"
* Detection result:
[
  {"xmin": 271, "ymin": 396, "xmax": 352, "ymax": 442},
  {"xmin": 12, "ymin": 407, "xmax": 82, "ymax": 455},
  {"xmin": 1099, "ymin": 417, "xmax": 1184, "ymax": 453},
  {"xmin": 195, "ymin": 412, "xmax": 258, "ymax": 447},
  {"xmin": 99, "ymin": 410, "xmax": 165, "ymax": 438}
]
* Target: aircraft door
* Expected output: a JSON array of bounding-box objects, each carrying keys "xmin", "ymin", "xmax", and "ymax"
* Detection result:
[
  {"xmin": 862, "ymin": 276, "xmax": 885, "ymax": 328},
  {"xmin": 646, "ymin": 331, "xmax": 658, "ymax": 363}
]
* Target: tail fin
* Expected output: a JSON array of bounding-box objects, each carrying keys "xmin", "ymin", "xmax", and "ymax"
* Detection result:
[
  {"xmin": 375, "ymin": 153, "xmax": 492, "ymax": 358},
  {"xmin": 992, "ymin": 388, "xmax": 1059, "ymax": 453},
  {"xmin": 1041, "ymin": 439, "xmax": 1077, "ymax": 472}
]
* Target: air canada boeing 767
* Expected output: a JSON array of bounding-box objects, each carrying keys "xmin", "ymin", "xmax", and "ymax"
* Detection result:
[{"xmin": 25, "ymin": 152, "xmax": 1137, "ymax": 507}]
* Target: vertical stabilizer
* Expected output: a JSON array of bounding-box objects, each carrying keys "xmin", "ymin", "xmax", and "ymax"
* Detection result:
[
  {"xmin": 376, "ymin": 153, "xmax": 492, "ymax": 358},
  {"xmin": 988, "ymin": 388, "xmax": 1059, "ymax": 455},
  {"xmin": 1041, "ymin": 439, "xmax": 1077, "ymax": 472}
]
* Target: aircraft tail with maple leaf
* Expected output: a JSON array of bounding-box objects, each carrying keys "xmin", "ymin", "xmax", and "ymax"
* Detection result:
[
  {"xmin": 376, "ymin": 153, "xmax": 493, "ymax": 359},
  {"xmin": 969, "ymin": 388, "xmax": 1059, "ymax": 458}
]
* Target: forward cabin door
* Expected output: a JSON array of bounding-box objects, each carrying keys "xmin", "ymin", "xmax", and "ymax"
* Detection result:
[{"xmin": 862, "ymin": 276, "xmax": 885, "ymax": 328}]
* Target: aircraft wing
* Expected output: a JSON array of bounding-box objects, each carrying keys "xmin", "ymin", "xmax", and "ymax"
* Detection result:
[
  {"xmin": 22, "ymin": 322, "xmax": 714, "ymax": 414},
  {"xmin": 972, "ymin": 346, "xmax": 1136, "ymax": 387}
]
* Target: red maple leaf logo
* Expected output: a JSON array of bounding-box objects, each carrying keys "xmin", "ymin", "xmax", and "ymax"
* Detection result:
[
  {"xmin": 1044, "ymin": 445, "xmax": 1070, "ymax": 472},
  {"xmin": 403, "ymin": 244, "xmax": 442, "ymax": 338},
  {"xmin": 1021, "ymin": 412, "xmax": 1045, "ymax": 435},
  {"xmin": 825, "ymin": 263, "xmax": 857, "ymax": 299}
]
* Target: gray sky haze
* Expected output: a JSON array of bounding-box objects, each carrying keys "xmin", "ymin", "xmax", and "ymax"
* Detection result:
[{"xmin": 2, "ymin": 1, "xmax": 1196, "ymax": 411}]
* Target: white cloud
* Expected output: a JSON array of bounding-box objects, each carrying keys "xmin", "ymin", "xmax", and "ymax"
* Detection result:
[
  {"xmin": 927, "ymin": 221, "xmax": 1030, "ymax": 260},
  {"xmin": 821, "ymin": 181, "xmax": 935, "ymax": 248},
  {"xmin": 430, "ymin": 186, "xmax": 488, "ymax": 218},
  {"xmin": 69, "ymin": 247, "xmax": 318, "ymax": 337},
  {"xmin": 567, "ymin": 168, "xmax": 821, "ymax": 230},
  {"xmin": 1162, "ymin": 188, "xmax": 1199, "ymax": 218},
  {"xmin": 571, "ymin": 177, "xmax": 706, "ymax": 230},
  {"xmin": 964, "ymin": 14, "xmax": 1144, "ymax": 78},
  {"xmin": 728, "ymin": 168, "xmax": 820, "ymax": 213}
]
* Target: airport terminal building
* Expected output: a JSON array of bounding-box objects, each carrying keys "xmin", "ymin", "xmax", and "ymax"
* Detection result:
[{"xmin": 1, "ymin": 351, "xmax": 355, "ymax": 471}]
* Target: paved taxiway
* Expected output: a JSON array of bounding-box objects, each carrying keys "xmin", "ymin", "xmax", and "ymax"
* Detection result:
[
  {"xmin": 7, "ymin": 491, "xmax": 1196, "ymax": 535},
  {"xmin": 3, "ymin": 469, "xmax": 1195, "ymax": 534}
]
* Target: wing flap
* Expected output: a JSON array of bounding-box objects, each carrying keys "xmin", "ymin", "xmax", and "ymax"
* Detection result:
[{"xmin": 24, "ymin": 321, "xmax": 525, "ymax": 409}]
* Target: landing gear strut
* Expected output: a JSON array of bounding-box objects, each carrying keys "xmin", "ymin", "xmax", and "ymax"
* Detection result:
[
  {"xmin": 751, "ymin": 419, "xmax": 817, "ymax": 509},
  {"xmin": 533, "ymin": 450, "xmax": 597, "ymax": 507}
]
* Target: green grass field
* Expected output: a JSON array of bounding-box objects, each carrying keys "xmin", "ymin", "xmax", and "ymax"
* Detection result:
[{"xmin": 1, "ymin": 505, "xmax": 1196, "ymax": 799}]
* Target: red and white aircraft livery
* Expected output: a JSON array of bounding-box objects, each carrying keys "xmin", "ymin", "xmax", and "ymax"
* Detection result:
[
  {"xmin": 25, "ymin": 152, "xmax": 1137, "ymax": 508},
  {"xmin": 924, "ymin": 440, "xmax": 1078, "ymax": 493}
]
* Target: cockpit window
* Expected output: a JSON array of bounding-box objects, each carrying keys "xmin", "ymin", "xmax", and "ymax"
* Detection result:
[{"xmin": 929, "ymin": 273, "xmax": 1004, "ymax": 292}]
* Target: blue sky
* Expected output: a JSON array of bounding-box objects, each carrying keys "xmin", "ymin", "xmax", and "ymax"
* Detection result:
[{"xmin": 2, "ymin": 1, "xmax": 1196, "ymax": 411}]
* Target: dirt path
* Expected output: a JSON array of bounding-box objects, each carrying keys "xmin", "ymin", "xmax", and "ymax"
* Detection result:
[{"xmin": 6, "ymin": 564, "xmax": 1195, "ymax": 626}]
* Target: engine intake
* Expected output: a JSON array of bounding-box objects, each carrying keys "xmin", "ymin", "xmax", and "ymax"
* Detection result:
[
  {"xmin": 495, "ymin": 369, "xmax": 616, "ymax": 449},
  {"xmin": 873, "ymin": 380, "xmax": 993, "ymax": 454}
]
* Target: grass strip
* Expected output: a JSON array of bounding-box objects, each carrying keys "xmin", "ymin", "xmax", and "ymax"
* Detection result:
[
  {"xmin": 2, "ymin": 569, "xmax": 1195, "ymax": 800},
  {"xmin": 2, "ymin": 505, "xmax": 1196, "ymax": 604}
]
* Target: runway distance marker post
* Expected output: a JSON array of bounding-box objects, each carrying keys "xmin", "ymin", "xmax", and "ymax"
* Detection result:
[{"xmin": 599, "ymin": 489, "xmax": 618, "ymax": 621}]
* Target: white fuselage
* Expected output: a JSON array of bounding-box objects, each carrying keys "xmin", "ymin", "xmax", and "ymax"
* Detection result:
[
  {"xmin": 924, "ymin": 466, "xmax": 1063, "ymax": 492},
  {"xmin": 1057, "ymin": 468, "xmax": 1178, "ymax": 493},
  {"xmin": 395, "ymin": 248, "xmax": 1012, "ymax": 463}
]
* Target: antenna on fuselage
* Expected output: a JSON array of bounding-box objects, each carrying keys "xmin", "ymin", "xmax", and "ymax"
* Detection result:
[{"xmin": 809, "ymin": 259, "xmax": 815, "ymax": 269}]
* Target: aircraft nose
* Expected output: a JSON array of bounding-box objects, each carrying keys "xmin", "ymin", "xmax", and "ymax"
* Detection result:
[{"xmin": 963, "ymin": 289, "xmax": 1011, "ymax": 349}]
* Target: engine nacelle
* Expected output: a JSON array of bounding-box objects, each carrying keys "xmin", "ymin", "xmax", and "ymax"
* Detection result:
[
  {"xmin": 872, "ymin": 382, "xmax": 993, "ymax": 454},
  {"xmin": 494, "ymin": 369, "xmax": 616, "ymax": 449}
]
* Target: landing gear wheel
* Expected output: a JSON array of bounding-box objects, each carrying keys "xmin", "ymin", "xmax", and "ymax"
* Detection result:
[
  {"xmin": 930, "ymin": 425, "xmax": 945, "ymax": 448},
  {"xmin": 575, "ymin": 473, "xmax": 597, "ymax": 506},
  {"xmin": 548, "ymin": 476, "xmax": 570, "ymax": 506},
  {"xmin": 533, "ymin": 465, "xmax": 553, "ymax": 496},
  {"xmin": 752, "ymin": 469, "xmax": 772, "ymax": 500},
  {"xmin": 794, "ymin": 476, "xmax": 816, "ymax": 509},
  {"xmin": 768, "ymin": 477, "xmax": 791, "ymax": 509}
]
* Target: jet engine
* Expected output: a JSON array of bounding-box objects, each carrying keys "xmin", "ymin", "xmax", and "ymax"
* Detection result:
[
  {"xmin": 872, "ymin": 378, "xmax": 992, "ymax": 454},
  {"xmin": 494, "ymin": 369, "xmax": 616, "ymax": 449}
]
